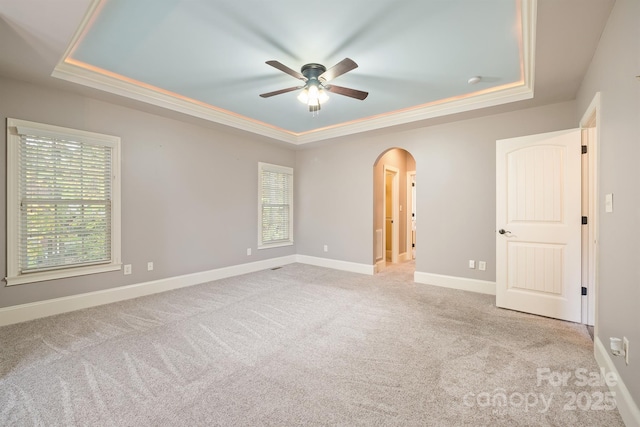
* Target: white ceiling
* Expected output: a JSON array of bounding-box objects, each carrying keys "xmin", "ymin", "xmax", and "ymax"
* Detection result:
[{"xmin": 0, "ymin": 0, "xmax": 614, "ymax": 145}]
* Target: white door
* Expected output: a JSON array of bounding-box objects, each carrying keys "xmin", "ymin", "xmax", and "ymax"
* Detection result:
[{"xmin": 496, "ymin": 129, "xmax": 582, "ymax": 322}]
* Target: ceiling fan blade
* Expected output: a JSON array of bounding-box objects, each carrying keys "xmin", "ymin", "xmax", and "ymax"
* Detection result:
[
  {"xmin": 265, "ymin": 60, "xmax": 306, "ymax": 81},
  {"xmin": 325, "ymin": 84, "xmax": 368, "ymax": 100},
  {"xmin": 259, "ymin": 86, "xmax": 303, "ymax": 98},
  {"xmin": 319, "ymin": 58, "xmax": 358, "ymax": 82}
]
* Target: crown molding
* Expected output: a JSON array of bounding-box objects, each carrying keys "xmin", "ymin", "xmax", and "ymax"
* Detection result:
[
  {"xmin": 294, "ymin": 84, "xmax": 534, "ymax": 144},
  {"xmin": 52, "ymin": 61, "xmax": 299, "ymax": 144}
]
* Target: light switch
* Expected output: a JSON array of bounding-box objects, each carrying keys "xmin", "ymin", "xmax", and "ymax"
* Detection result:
[{"xmin": 605, "ymin": 193, "xmax": 613, "ymax": 213}]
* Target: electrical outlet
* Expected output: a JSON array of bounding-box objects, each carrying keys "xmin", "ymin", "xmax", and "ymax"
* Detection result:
[
  {"xmin": 147, "ymin": 262, "xmax": 153, "ymax": 271},
  {"xmin": 478, "ymin": 261, "xmax": 486, "ymax": 271},
  {"xmin": 468, "ymin": 260, "xmax": 475, "ymax": 269},
  {"xmin": 247, "ymin": 248, "xmax": 252, "ymax": 256},
  {"xmin": 623, "ymin": 337, "xmax": 629, "ymax": 365},
  {"xmin": 124, "ymin": 264, "xmax": 132, "ymax": 275},
  {"xmin": 324, "ymin": 245, "xmax": 328, "ymax": 252}
]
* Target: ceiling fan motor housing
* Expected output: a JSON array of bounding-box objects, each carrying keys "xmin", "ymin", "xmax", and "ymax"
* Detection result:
[{"xmin": 301, "ymin": 63, "xmax": 327, "ymax": 82}]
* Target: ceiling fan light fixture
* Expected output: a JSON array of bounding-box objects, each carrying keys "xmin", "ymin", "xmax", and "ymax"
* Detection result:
[
  {"xmin": 298, "ymin": 82, "xmax": 329, "ymax": 112},
  {"xmin": 319, "ymin": 88, "xmax": 329, "ymax": 103},
  {"xmin": 297, "ymin": 89, "xmax": 309, "ymax": 104}
]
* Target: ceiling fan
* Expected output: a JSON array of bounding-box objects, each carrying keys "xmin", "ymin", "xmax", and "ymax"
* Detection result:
[{"xmin": 260, "ymin": 58, "xmax": 368, "ymax": 114}]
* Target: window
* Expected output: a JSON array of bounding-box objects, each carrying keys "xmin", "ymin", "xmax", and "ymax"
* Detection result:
[
  {"xmin": 6, "ymin": 119, "xmax": 121, "ymax": 285},
  {"xmin": 258, "ymin": 162, "xmax": 293, "ymax": 248}
]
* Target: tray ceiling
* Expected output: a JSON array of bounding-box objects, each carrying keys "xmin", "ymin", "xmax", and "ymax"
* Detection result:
[{"xmin": 52, "ymin": 0, "xmax": 534, "ymax": 144}]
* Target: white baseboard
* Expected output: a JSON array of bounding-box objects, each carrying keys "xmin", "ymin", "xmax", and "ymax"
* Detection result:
[
  {"xmin": 296, "ymin": 255, "xmax": 375, "ymax": 275},
  {"xmin": 0, "ymin": 255, "xmax": 297, "ymax": 327},
  {"xmin": 399, "ymin": 252, "xmax": 411, "ymax": 262},
  {"xmin": 1, "ymin": 260, "xmax": 494, "ymax": 327},
  {"xmin": 594, "ymin": 336, "xmax": 640, "ymax": 427},
  {"xmin": 414, "ymin": 271, "xmax": 496, "ymax": 295}
]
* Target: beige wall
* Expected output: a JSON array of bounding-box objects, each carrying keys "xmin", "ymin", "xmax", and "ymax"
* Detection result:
[
  {"xmin": 1, "ymin": 78, "xmax": 577, "ymax": 305},
  {"xmin": 0, "ymin": 77, "xmax": 296, "ymax": 308},
  {"xmin": 576, "ymin": 0, "xmax": 639, "ymax": 408},
  {"xmin": 297, "ymin": 100, "xmax": 577, "ymax": 282}
]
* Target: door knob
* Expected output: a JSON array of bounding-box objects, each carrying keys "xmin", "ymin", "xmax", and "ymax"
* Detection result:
[{"xmin": 498, "ymin": 229, "xmax": 511, "ymax": 235}]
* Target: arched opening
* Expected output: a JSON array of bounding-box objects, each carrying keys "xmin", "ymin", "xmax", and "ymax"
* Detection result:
[{"xmin": 373, "ymin": 148, "xmax": 416, "ymax": 273}]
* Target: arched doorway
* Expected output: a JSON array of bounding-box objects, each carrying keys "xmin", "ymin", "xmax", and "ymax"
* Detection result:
[{"xmin": 373, "ymin": 148, "xmax": 416, "ymax": 273}]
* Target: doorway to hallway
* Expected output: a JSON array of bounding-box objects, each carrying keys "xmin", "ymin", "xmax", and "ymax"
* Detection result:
[{"xmin": 373, "ymin": 148, "xmax": 416, "ymax": 273}]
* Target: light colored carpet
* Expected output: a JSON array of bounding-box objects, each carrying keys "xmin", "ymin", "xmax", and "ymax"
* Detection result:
[{"xmin": 0, "ymin": 263, "xmax": 624, "ymax": 426}]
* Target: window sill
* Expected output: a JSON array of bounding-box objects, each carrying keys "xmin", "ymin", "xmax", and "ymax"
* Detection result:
[
  {"xmin": 258, "ymin": 241, "xmax": 294, "ymax": 250},
  {"xmin": 5, "ymin": 263, "xmax": 122, "ymax": 286}
]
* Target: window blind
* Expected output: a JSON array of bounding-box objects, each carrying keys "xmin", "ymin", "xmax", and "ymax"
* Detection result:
[
  {"xmin": 18, "ymin": 133, "xmax": 113, "ymax": 273},
  {"xmin": 259, "ymin": 163, "xmax": 293, "ymax": 246}
]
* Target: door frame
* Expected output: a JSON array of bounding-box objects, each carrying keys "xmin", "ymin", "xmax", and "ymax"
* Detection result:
[
  {"xmin": 580, "ymin": 92, "xmax": 600, "ymax": 327},
  {"xmin": 406, "ymin": 171, "xmax": 416, "ymax": 259},
  {"xmin": 383, "ymin": 165, "xmax": 399, "ymax": 264}
]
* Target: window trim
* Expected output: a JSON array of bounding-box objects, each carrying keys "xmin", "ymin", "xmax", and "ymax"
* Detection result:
[
  {"xmin": 5, "ymin": 118, "xmax": 122, "ymax": 286},
  {"xmin": 257, "ymin": 162, "xmax": 293, "ymax": 249}
]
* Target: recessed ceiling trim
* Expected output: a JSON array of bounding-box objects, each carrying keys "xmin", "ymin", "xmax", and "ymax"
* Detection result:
[
  {"xmin": 52, "ymin": 0, "xmax": 536, "ymax": 145},
  {"xmin": 295, "ymin": 84, "xmax": 534, "ymax": 144},
  {"xmin": 521, "ymin": 0, "xmax": 537, "ymax": 94},
  {"xmin": 52, "ymin": 60, "xmax": 298, "ymax": 144}
]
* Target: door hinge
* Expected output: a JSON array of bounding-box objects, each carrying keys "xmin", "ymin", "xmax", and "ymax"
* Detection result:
[
  {"xmin": 582, "ymin": 216, "xmax": 588, "ymax": 225},
  {"xmin": 582, "ymin": 145, "xmax": 588, "ymax": 154},
  {"xmin": 412, "ymin": 182, "xmax": 415, "ymax": 187},
  {"xmin": 581, "ymin": 287, "xmax": 588, "ymax": 296},
  {"xmin": 412, "ymin": 243, "xmax": 415, "ymax": 248}
]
